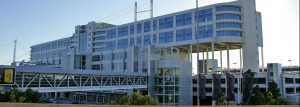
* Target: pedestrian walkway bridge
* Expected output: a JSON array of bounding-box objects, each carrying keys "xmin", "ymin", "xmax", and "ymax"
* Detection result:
[{"xmin": 13, "ymin": 66, "xmax": 148, "ymax": 93}]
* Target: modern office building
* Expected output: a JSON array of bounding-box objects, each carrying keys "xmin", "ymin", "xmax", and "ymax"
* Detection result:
[{"xmin": 26, "ymin": 0, "xmax": 299, "ymax": 105}]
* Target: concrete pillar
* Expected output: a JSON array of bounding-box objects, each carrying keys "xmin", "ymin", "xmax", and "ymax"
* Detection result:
[{"xmin": 227, "ymin": 46, "xmax": 230, "ymax": 69}]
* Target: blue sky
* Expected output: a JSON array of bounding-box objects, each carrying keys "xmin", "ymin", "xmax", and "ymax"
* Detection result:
[{"xmin": 0, "ymin": 0, "xmax": 299, "ymax": 67}]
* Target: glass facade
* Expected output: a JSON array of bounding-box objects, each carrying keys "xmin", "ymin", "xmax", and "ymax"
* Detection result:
[
  {"xmin": 137, "ymin": 23, "xmax": 142, "ymax": 34},
  {"xmin": 216, "ymin": 22, "xmax": 242, "ymax": 29},
  {"xmin": 118, "ymin": 26, "xmax": 128, "ymax": 37},
  {"xmin": 217, "ymin": 31, "xmax": 242, "ymax": 37},
  {"xmin": 176, "ymin": 13, "xmax": 192, "ymax": 27},
  {"xmin": 176, "ymin": 28, "xmax": 192, "ymax": 41},
  {"xmin": 106, "ymin": 41, "xmax": 116, "ymax": 50},
  {"xmin": 196, "ymin": 8, "xmax": 213, "ymax": 22},
  {"xmin": 107, "ymin": 29, "xmax": 116, "ymax": 39},
  {"xmin": 117, "ymin": 39, "xmax": 128, "ymax": 49},
  {"xmin": 144, "ymin": 21, "xmax": 151, "ymax": 32},
  {"xmin": 216, "ymin": 14, "xmax": 241, "ymax": 20},
  {"xmin": 197, "ymin": 24, "xmax": 213, "ymax": 39},
  {"xmin": 153, "ymin": 34, "xmax": 157, "ymax": 44},
  {"xmin": 94, "ymin": 31, "xmax": 106, "ymax": 35},
  {"xmin": 137, "ymin": 36, "xmax": 142, "ymax": 46},
  {"xmin": 143, "ymin": 35, "xmax": 151, "ymax": 46},
  {"xmin": 159, "ymin": 31, "xmax": 173, "ymax": 44},
  {"xmin": 153, "ymin": 20, "xmax": 157, "ymax": 31},
  {"xmin": 79, "ymin": 34, "xmax": 87, "ymax": 53},
  {"xmin": 94, "ymin": 36, "xmax": 106, "ymax": 41},
  {"xmin": 159, "ymin": 16, "xmax": 173, "ymax": 30},
  {"xmin": 130, "ymin": 37, "xmax": 135, "ymax": 46},
  {"xmin": 216, "ymin": 5, "xmax": 241, "ymax": 12},
  {"xmin": 130, "ymin": 25, "xmax": 135, "ymax": 35}
]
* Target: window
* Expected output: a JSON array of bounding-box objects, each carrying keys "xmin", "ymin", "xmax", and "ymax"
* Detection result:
[
  {"xmin": 176, "ymin": 12, "xmax": 192, "ymax": 27},
  {"xmin": 93, "ymin": 42, "xmax": 105, "ymax": 47},
  {"xmin": 51, "ymin": 42, "xmax": 57, "ymax": 49},
  {"xmin": 137, "ymin": 23, "xmax": 142, "ymax": 34},
  {"xmin": 130, "ymin": 25, "xmax": 135, "ymax": 35},
  {"xmin": 118, "ymin": 26, "xmax": 128, "ymax": 37},
  {"xmin": 144, "ymin": 21, "xmax": 151, "ymax": 32},
  {"xmin": 159, "ymin": 16, "xmax": 173, "ymax": 30},
  {"xmin": 217, "ymin": 31, "xmax": 242, "ymax": 37},
  {"xmin": 196, "ymin": 24, "xmax": 213, "ymax": 39},
  {"xmin": 107, "ymin": 29, "xmax": 116, "ymax": 39},
  {"xmin": 216, "ymin": 5, "xmax": 241, "ymax": 12},
  {"xmin": 113, "ymin": 62, "xmax": 126, "ymax": 70},
  {"xmin": 153, "ymin": 20, "xmax": 157, "ymax": 31},
  {"xmin": 101, "ymin": 63, "xmax": 112, "ymax": 70},
  {"xmin": 176, "ymin": 28, "xmax": 192, "ymax": 41},
  {"xmin": 117, "ymin": 39, "xmax": 128, "ymax": 49},
  {"xmin": 106, "ymin": 41, "xmax": 116, "ymax": 50},
  {"xmin": 94, "ymin": 36, "xmax": 106, "ymax": 41},
  {"xmin": 137, "ymin": 36, "xmax": 142, "ymax": 46},
  {"xmin": 217, "ymin": 22, "xmax": 242, "ymax": 29},
  {"xmin": 143, "ymin": 35, "xmax": 151, "ymax": 46},
  {"xmin": 216, "ymin": 14, "xmax": 241, "ymax": 20},
  {"xmin": 101, "ymin": 54, "xmax": 113, "ymax": 61},
  {"xmin": 93, "ymin": 48, "xmax": 105, "ymax": 52},
  {"xmin": 114, "ymin": 52, "xmax": 127, "ymax": 60},
  {"xmin": 153, "ymin": 34, "xmax": 157, "ymax": 44},
  {"xmin": 79, "ymin": 34, "xmax": 87, "ymax": 53},
  {"xmin": 92, "ymin": 55, "xmax": 100, "ymax": 61},
  {"xmin": 94, "ymin": 31, "xmax": 106, "ymax": 35},
  {"xmin": 130, "ymin": 37, "xmax": 135, "ymax": 46},
  {"xmin": 159, "ymin": 31, "xmax": 173, "ymax": 44},
  {"xmin": 196, "ymin": 8, "xmax": 213, "ymax": 22}
]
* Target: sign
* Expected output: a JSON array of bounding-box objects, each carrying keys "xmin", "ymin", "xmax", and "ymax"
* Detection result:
[{"xmin": 0, "ymin": 67, "xmax": 15, "ymax": 85}]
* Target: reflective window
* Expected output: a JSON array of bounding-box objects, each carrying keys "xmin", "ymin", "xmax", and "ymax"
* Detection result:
[
  {"xmin": 153, "ymin": 34, "xmax": 157, "ymax": 44},
  {"xmin": 153, "ymin": 20, "xmax": 157, "ymax": 31},
  {"xmin": 137, "ymin": 36, "xmax": 142, "ymax": 46},
  {"xmin": 113, "ymin": 62, "xmax": 126, "ymax": 70},
  {"xmin": 107, "ymin": 29, "xmax": 116, "ymax": 39},
  {"xmin": 94, "ymin": 36, "xmax": 106, "ymax": 41},
  {"xmin": 144, "ymin": 35, "xmax": 151, "ymax": 46},
  {"xmin": 114, "ymin": 52, "xmax": 127, "ymax": 60},
  {"xmin": 137, "ymin": 23, "xmax": 142, "ymax": 34},
  {"xmin": 106, "ymin": 41, "xmax": 116, "ymax": 50},
  {"xmin": 196, "ymin": 25, "xmax": 213, "ymax": 39},
  {"xmin": 101, "ymin": 63, "xmax": 112, "ymax": 70},
  {"xmin": 117, "ymin": 39, "xmax": 128, "ymax": 49},
  {"xmin": 79, "ymin": 34, "xmax": 87, "ymax": 52},
  {"xmin": 216, "ymin": 22, "xmax": 242, "ymax": 29},
  {"xmin": 217, "ymin": 31, "xmax": 242, "ymax": 37},
  {"xmin": 176, "ymin": 12, "xmax": 192, "ymax": 27},
  {"xmin": 176, "ymin": 28, "xmax": 192, "ymax": 41},
  {"xmin": 196, "ymin": 8, "xmax": 213, "ymax": 22},
  {"xmin": 118, "ymin": 26, "xmax": 128, "ymax": 37},
  {"xmin": 93, "ymin": 42, "xmax": 105, "ymax": 47},
  {"xmin": 93, "ymin": 48, "xmax": 106, "ymax": 52},
  {"xmin": 130, "ymin": 25, "xmax": 135, "ymax": 35},
  {"xmin": 101, "ymin": 53, "xmax": 113, "ymax": 61},
  {"xmin": 130, "ymin": 37, "xmax": 135, "ymax": 46},
  {"xmin": 216, "ymin": 14, "xmax": 241, "ymax": 20},
  {"xmin": 94, "ymin": 31, "xmax": 106, "ymax": 35},
  {"xmin": 159, "ymin": 16, "xmax": 173, "ymax": 30},
  {"xmin": 159, "ymin": 31, "xmax": 173, "ymax": 44},
  {"xmin": 216, "ymin": 5, "xmax": 241, "ymax": 12},
  {"xmin": 144, "ymin": 21, "xmax": 151, "ymax": 32}
]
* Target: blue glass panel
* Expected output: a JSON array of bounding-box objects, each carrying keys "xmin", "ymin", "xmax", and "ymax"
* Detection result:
[
  {"xmin": 118, "ymin": 26, "xmax": 128, "ymax": 37},
  {"xmin": 176, "ymin": 12, "xmax": 192, "ymax": 27},
  {"xmin": 106, "ymin": 41, "xmax": 116, "ymax": 50},
  {"xmin": 216, "ymin": 14, "xmax": 241, "ymax": 20},
  {"xmin": 130, "ymin": 25, "xmax": 135, "ymax": 35},
  {"xmin": 107, "ymin": 29, "xmax": 116, "ymax": 39},
  {"xmin": 216, "ymin": 5, "xmax": 241, "ymax": 12},
  {"xmin": 153, "ymin": 20, "xmax": 157, "ymax": 31},
  {"xmin": 94, "ymin": 36, "xmax": 106, "ymax": 41},
  {"xmin": 130, "ymin": 37, "xmax": 135, "ymax": 46},
  {"xmin": 144, "ymin": 21, "xmax": 151, "ymax": 32},
  {"xmin": 159, "ymin": 31, "xmax": 173, "ymax": 44},
  {"xmin": 176, "ymin": 28, "xmax": 192, "ymax": 41},
  {"xmin": 117, "ymin": 39, "xmax": 128, "ymax": 49},
  {"xmin": 196, "ymin": 8, "xmax": 213, "ymax": 22},
  {"xmin": 196, "ymin": 24, "xmax": 213, "ymax": 39},
  {"xmin": 159, "ymin": 16, "xmax": 173, "ymax": 30},
  {"xmin": 143, "ymin": 35, "xmax": 151, "ymax": 46},
  {"xmin": 137, "ymin": 36, "xmax": 142, "ymax": 46},
  {"xmin": 216, "ymin": 22, "xmax": 241, "ymax": 29},
  {"xmin": 94, "ymin": 31, "xmax": 106, "ymax": 35},
  {"xmin": 152, "ymin": 34, "xmax": 157, "ymax": 44},
  {"xmin": 217, "ymin": 31, "xmax": 242, "ymax": 37},
  {"xmin": 137, "ymin": 23, "xmax": 142, "ymax": 34}
]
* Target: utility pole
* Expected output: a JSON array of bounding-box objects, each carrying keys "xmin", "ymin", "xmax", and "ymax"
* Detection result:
[
  {"xmin": 195, "ymin": 0, "xmax": 200, "ymax": 106},
  {"xmin": 13, "ymin": 39, "xmax": 17, "ymax": 66}
]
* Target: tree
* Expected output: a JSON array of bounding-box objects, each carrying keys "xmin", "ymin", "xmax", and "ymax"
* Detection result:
[
  {"xmin": 114, "ymin": 92, "xmax": 159, "ymax": 105},
  {"xmin": 269, "ymin": 97, "xmax": 289, "ymax": 105},
  {"xmin": 248, "ymin": 85, "xmax": 266, "ymax": 105},
  {"xmin": 268, "ymin": 81, "xmax": 281, "ymax": 99},
  {"xmin": 265, "ymin": 92, "xmax": 273, "ymax": 104},
  {"xmin": 242, "ymin": 69, "xmax": 255, "ymax": 104},
  {"xmin": 24, "ymin": 88, "xmax": 40, "ymax": 103}
]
